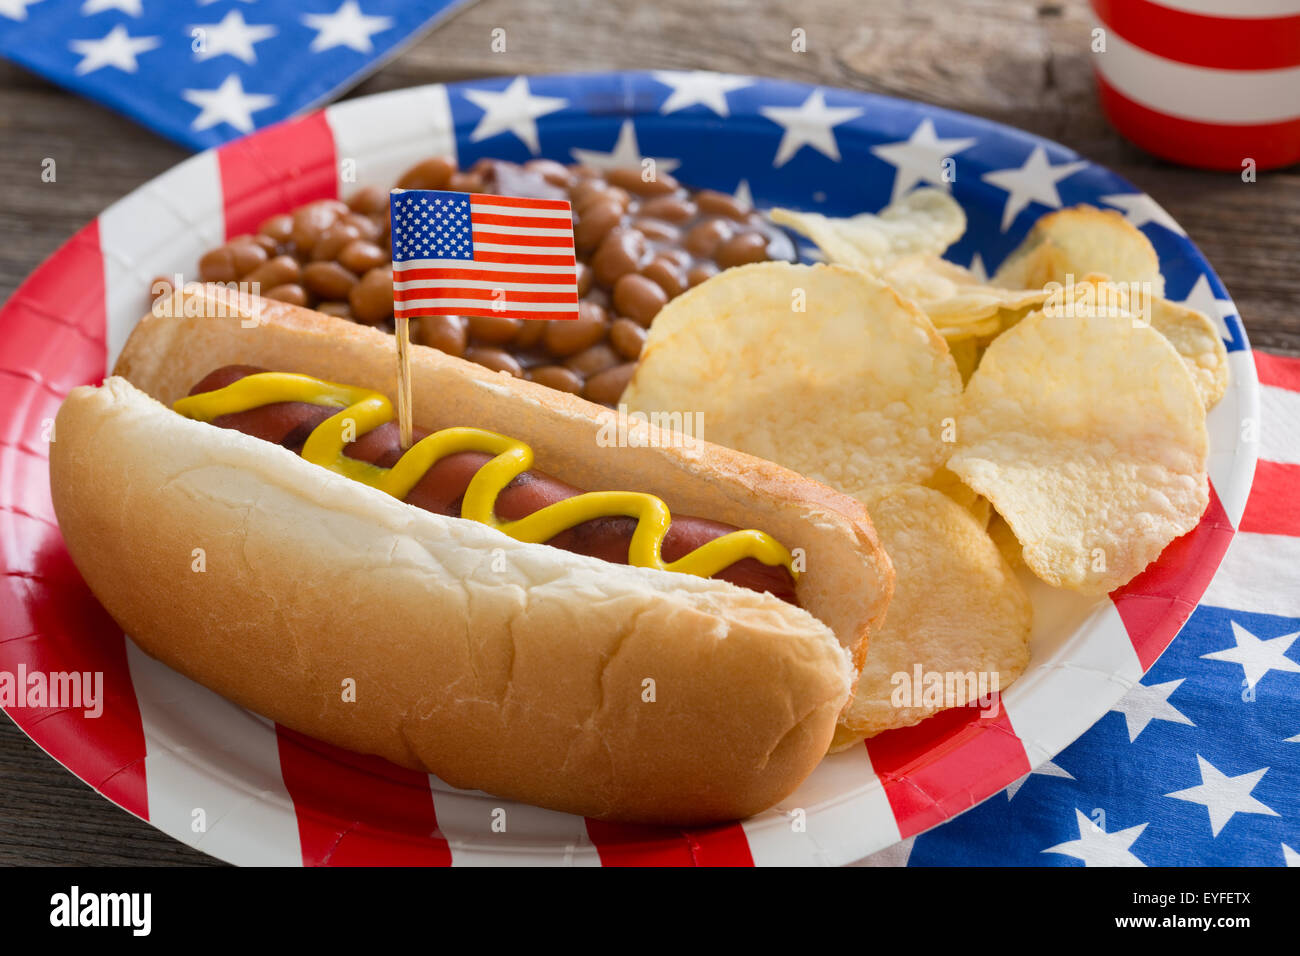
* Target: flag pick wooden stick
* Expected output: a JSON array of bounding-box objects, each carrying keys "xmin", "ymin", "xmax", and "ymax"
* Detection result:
[{"xmin": 395, "ymin": 315, "xmax": 414, "ymax": 450}]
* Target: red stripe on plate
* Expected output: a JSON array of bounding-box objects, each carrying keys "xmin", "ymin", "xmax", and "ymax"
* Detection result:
[
  {"xmin": 218, "ymin": 111, "xmax": 338, "ymax": 241},
  {"xmin": 471, "ymin": 213, "xmax": 573, "ymax": 230},
  {"xmin": 395, "ymin": 267, "xmax": 576, "ymax": 284},
  {"xmin": 473, "ymin": 231, "xmax": 575, "ymax": 248},
  {"xmin": 0, "ymin": 219, "xmax": 148, "ymax": 819},
  {"xmin": 1111, "ymin": 482, "xmax": 1235, "ymax": 670},
  {"xmin": 865, "ymin": 702, "xmax": 1029, "ymax": 839},
  {"xmin": 395, "ymin": 287, "xmax": 579, "ymax": 303},
  {"xmin": 1092, "ymin": 0, "xmax": 1300, "ymax": 70},
  {"xmin": 275, "ymin": 727, "xmax": 451, "ymax": 866},
  {"xmin": 1238, "ymin": 460, "xmax": 1300, "ymax": 537},
  {"xmin": 584, "ymin": 820, "xmax": 754, "ymax": 866},
  {"xmin": 1095, "ymin": 74, "xmax": 1300, "ymax": 170},
  {"xmin": 1255, "ymin": 351, "xmax": 1300, "ymax": 391}
]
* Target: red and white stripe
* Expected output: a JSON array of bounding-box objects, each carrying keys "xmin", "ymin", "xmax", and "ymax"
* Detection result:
[
  {"xmin": 392, "ymin": 192, "xmax": 580, "ymax": 321},
  {"xmin": 0, "ymin": 79, "xmax": 1271, "ymax": 867},
  {"xmin": 1090, "ymin": 0, "xmax": 1300, "ymax": 170}
]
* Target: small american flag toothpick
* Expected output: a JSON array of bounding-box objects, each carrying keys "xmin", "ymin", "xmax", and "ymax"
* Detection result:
[{"xmin": 390, "ymin": 189, "xmax": 580, "ymax": 323}]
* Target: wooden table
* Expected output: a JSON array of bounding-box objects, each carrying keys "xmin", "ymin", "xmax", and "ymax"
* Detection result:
[{"xmin": 1, "ymin": 0, "xmax": 1295, "ymax": 865}]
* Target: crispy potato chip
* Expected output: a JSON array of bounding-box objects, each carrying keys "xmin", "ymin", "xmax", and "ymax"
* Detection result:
[
  {"xmin": 924, "ymin": 464, "xmax": 987, "ymax": 524},
  {"xmin": 622, "ymin": 262, "xmax": 963, "ymax": 493},
  {"xmin": 1051, "ymin": 274, "xmax": 1228, "ymax": 409},
  {"xmin": 986, "ymin": 512, "xmax": 1024, "ymax": 570},
  {"xmin": 770, "ymin": 189, "xmax": 966, "ymax": 275},
  {"xmin": 948, "ymin": 336, "xmax": 980, "ymax": 383},
  {"xmin": 830, "ymin": 485, "xmax": 1031, "ymax": 749},
  {"xmin": 992, "ymin": 206, "xmax": 1165, "ymax": 298},
  {"xmin": 884, "ymin": 254, "xmax": 1048, "ymax": 328},
  {"xmin": 947, "ymin": 309, "xmax": 1209, "ymax": 594},
  {"xmin": 1151, "ymin": 298, "xmax": 1229, "ymax": 409}
]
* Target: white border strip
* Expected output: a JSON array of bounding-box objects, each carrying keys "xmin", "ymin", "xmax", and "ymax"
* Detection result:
[
  {"xmin": 326, "ymin": 85, "xmax": 457, "ymax": 201},
  {"xmin": 98, "ymin": 151, "xmax": 225, "ymax": 369},
  {"xmin": 125, "ymin": 641, "xmax": 302, "ymax": 866}
]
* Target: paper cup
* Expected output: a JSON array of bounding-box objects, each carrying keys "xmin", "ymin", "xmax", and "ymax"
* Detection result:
[{"xmin": 1090, "ymin": 0, "xmax": 1300, "ymax": 170}]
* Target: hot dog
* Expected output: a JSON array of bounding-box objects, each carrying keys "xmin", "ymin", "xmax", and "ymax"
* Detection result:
[
  {"xmin": 188, "ymin": 364, "xmax": 798, "ymax": 604},
  {"xmin": 50, "ymin": 283, "xmax": 893, "ymax": 825}
]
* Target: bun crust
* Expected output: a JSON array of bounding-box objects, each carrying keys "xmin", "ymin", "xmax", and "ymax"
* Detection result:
[{"xmin": 51, "ymin": 286, "xmax": 893, "ymax": 824}]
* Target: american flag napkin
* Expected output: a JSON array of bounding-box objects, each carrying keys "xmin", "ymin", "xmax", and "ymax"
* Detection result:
[
  {"xmin": 0, "ymin": 0, "xmax": 475, "ymax": 150},
  {"xmin": 391, "ymin": 188, "xmax": 580, "ymax": 322},
  {"xmin": 861, "ymin": 351, "xmax": 1300, "ymax": 867}
]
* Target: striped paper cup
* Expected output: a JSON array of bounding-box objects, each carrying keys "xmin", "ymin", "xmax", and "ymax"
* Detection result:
[{"xmin": 1090, "ymin": 0, "xmax": 1300, "ymax": 170}]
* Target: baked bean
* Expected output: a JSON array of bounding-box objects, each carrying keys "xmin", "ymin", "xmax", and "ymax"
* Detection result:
[
  {"xmin": 338, "ymin": 239, "xmax": 388, "ymax": 275},
  {"xmin": 343, "ymin": 212, "xmax": 381, "ymax": 242},
  {"xmin": 253, "ymin": 234, "xmax": 279, "ymax": 256},
  {"xmin": 466, "ymin": 314, "xmax": 522, "ymax": 345},
  {"xmin": 591, "ymin": 229, "xmax": 647, "ymax": 286},
  {"xmin": 465, "ymin": 346, "xmax": 523, "ymax": 377},
  {"xmin": 638, "ymin": 195, "xmax": 697, "ymax": 222},
  {"xmin": 198, "ymin": 246, "xmax": 239, "ymax": 283},
  {"xmin": 349, "ymin": 265, "xmax": 393, "ymax": 324},
  {"xmin": 657, "ymin": 246, "xmax": 692, "ymax": 268},
  {"xmin": 228, "ymin": 236, "xmax": 270, "ymax": 276},
  {"xmin": 684, "ymin": 219, "xmax": 733, "ymax": 257},
  {"xmin": 246, "ymin": 255, "xmax": 301, "ymax": 291},
  {"xmin": 565, "ymin": 342, "xmax": 620, "ymax": 377},
  {"xmin": 715, "ymin": 231, "xmax": 770, "ymax": 268},
  {"xmin": 302, "ymin": 261, "xmax": 358, "ymax": 301},
  {"xmin": 695, "ymin": 189, "xmax": 748, "ymax": 220},
  {"xmin": 149, "ymin": 275, "xmax": 173, "ymax": 299},
  {"xmin": 544, "ymin": 301, "xmax": 607, "ymax": 356},
  {"xmin": 316, "ymin": 301, "xmax": 352, "ymax": 319},
  {"xmin": 612, "ymin": 273, "xmax": 667, "ymax": 326},
  {"xmin": 347, "ymin": 185, "xmax": 389, "ymax": 216},
  {"xmin": 574, "ymin": 200, "xmax": 622, "ymax": 252},
  {"xmin": 583, "ymin": 362, "xmax": 637, "ymax": 405},
  {"xmin": 415, "ymin": 315, "xmax": 467, "ymax": 357},
  {"xmin": 609, "ymin": 317, "xmax": 647, "ymax": 360},
  {"xmin": 570, "ymin": 179, "xmax": 611, "ymax": 211},
  {"xmin": 687, "ymin": 262, "xmax": 718, "ymax": 287},
  {"xmin": 512, "ymin": 319, "xmax": 546, "ymax": 350},
  {"xmin": 606, "ymin": 167, "xmax": 679, "ymax": 196},
  {"xmin": 633, "ymin": 218, "xmax": 680, "ymax": 243},
  {"xmin": 528, "ymin": 365, "xmax": 583, "ymax": 394},
  {"xmin": 524, "ymin": 158, "xmax": 574, "ymax": 188},
  {"xmin": 291, "ymin": 201, "xmax": 341, "ymax": 256},
  {"xmin": 398, "ymin": 156, "xmax": 454, "ymax": 190},
  {"xmin": 449, "ymin": 171, "xmax": 486, "ymax": 193},
  {"xmin": 641, "ymin": 257, "xmax": 686, "ymax": 298},
  {"xmin": 575, "ymin": 261, "xmax": 593, "ymax": 297},
  {"xmin": 258, "ymin": 213, "xmax": 293, "ymax": 243},
  {"xmin": 310, "ymin": 222, "xmax": 363, "ymax": 262},
  {"xmin": 263, "ymin": 283, "xmax": 307, "ymax": 306}
]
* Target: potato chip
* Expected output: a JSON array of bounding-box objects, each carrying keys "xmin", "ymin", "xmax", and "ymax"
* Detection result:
[
  {"xmin": 947, "ymin": 309, "xmax": 1209, "ymax": 594},
  {"xmin": 622, "ymin": 262, "xmax": 963, "ymax": 493},
  {"xmin": 830, "ymin": 484, "xmax": 1031, "ymax": 749},
  {"xmin": 770, "ymin": 189, "xmax": 966, "ymax": 275},
  {"xmin": 884, "ymin": 254, "xmax": 1047, "ymax": 329},
  {"xmin": 986, "ymin": 512, "xmax": 1024, "ymax": 570},
  {"xmin": 992, "ymin": 206, "xmax": 1165, "ymax": 298},
  {"xmin": 924, "ymin": 464, "xmax": 988, "ymax": 526}
]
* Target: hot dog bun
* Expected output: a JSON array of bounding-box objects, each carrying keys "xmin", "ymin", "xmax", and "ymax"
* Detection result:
[{"xmin": 50, "ymin": 284, "xmax": 893, "ymax": 824}]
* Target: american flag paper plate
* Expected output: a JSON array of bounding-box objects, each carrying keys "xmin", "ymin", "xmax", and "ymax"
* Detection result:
[{"xmin": 0, "ymin": 72, "xmax": 1259, "ymax": 866}]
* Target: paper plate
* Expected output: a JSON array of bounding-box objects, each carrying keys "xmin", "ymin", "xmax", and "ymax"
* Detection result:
[{"xmin": 0, "ymin": 71, "xmax": 1257, "ymax": 866}]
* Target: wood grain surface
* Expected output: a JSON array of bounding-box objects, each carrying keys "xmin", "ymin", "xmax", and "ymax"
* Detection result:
[{"xmin": 1, "ymin": 0, "xmax": 1296, "ymax": 866}]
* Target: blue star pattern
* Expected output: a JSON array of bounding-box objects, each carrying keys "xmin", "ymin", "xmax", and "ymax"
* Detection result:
[
  {"xmin": 390, "ymin": 190, "xmax": 474, "ymax": 263},
  {"xmin": 0, "ymin": 0, "xmax": 472, "ymax": 149}
]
